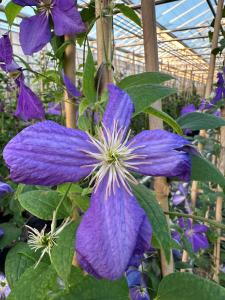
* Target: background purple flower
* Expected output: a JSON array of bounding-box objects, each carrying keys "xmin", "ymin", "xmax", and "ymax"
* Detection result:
[
  {"xmin": 0, "ymin": 182, "xmax": 13, "ymax": 197},
  {"xmin": 171, "ymin": 182, "xmax": 192, "ymax": 213},
  {"xmin": 46, "ymin": 102, "xmax": 62, "ymax": 116},
  {"xmin": 180, "ymin": 104, "xmax": 196, "ymax": 116},
  {"xmin": 3, "ymin": 84, "xmax": 192, "ymax": 280},
  {"xmin": 0, "ymin": 34, "xmax": 19, "ymax": 72},
  {"xmin": 211, "ymin": 72, "xmax": 225, "ymax": 105},
  {"xmin": 0, "ymin": 228, "xmax": 4, "ymax": 239},
  {"xmin": 0, "ymin": 274, "xmax": 10, "ymax": 299},
  {"xmin": 177, "ymin": 217, "xmax": 209, "ymax": 253},
  {"xmin": 13, "ymin": 0, "xmax": 86, "ymax": 55},
  {"xmin": 62, "ymin": 72, "xmax": 82, "ymax": 98}
]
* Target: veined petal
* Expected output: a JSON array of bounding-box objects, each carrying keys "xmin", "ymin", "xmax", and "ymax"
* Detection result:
[
  {"xmin": 15, "ymin": 78, "xmax": 45, "ymax": 121},
  {"xmin": 51, "ymin": 5, "xmax": 86, "ymax": 36},
  {"xmin": 20, "ymin": 13, "xmax": 51, "ymax": 55},
  {"xmin": 76, "ymin": 176, "xmax": 152, "ymax": 280},
  {"xmin": 187, "ymin": 233, "xmax": 209, "ymax": 253},
  {"xmin": 12, "ymin": 0, "xmax": 37, "ymax": 6},
  {"xmin": 0, "ymin": 34, "xmax": 13, "ymax": 64},
  {"xmin": 102, "ymin": 84, "xmax": 134, "ymax": 136},
  {"xmin": 127, "ymin": 130, "xmax": 191, "ymax": 181},
  {"xmin": 3, "ymin": 121, "xmax": 99, "ymax": 186},
  {"xmin": 192, "ymin": 224, "xmax": 208, "ymax": 233}
]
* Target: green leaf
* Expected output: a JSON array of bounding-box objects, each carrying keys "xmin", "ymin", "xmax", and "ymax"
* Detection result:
[
  {"xmin": 63, "ymin": 267, "xmax": 129, "ymax": 300},
  {"xmin": 191, "ymin": 154, "xmax": 225, "ymax": 188},
  {"xmin": 83, "ymin": 45, "xmax": 96, "ymax": 104},
  {"xmin": 0, "ymin": 223, "xmax": 21, "ymax": 250},
  {"xmin": 118, "ymin": 72, "xmax": 174, "ymax": 89},
  {"xmin": 55, "ymin": 40, "xmax": 74, "ymax": 59},
  {"xmin": 157, "ymin": 272, "xmax": 225, "ymax": 300},
  {"xmin": 18, "ymin": 190, "xmax": 71, "ymax": 220},
  {"xmin": 125, "ymin": 84, "xmax": 176, "ymax": 116},
  {"xmin": 5, "ymin": 2, "xmax": 22, "ymax": 26},
  {"xmin": 145, "ymin": 106, "xmax": 183, "ymax": 135},
  {"xmin": 51, "ymin": 222, "xmax": 78, "ymax": 283},
  {"xmin": 5, "ymin": 243, "xmax": 36, "ymax": 288},
  {"xmin": 177, "ymin": 112, "xmax": 225, "ymax": 130},
  {"xmin": 8, "ymin": 263, "xmax": 59, "ymax": 300},
  {"xmin": 132, "ymin": 184, "xmax": 172, "ymax": 263},
  {"xmin": 115, "ymin": 3, "xmax": 142, "ymax": 27}
]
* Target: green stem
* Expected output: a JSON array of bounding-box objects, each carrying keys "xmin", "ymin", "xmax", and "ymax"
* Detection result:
[{"xmin": 165, "ymin": 211, "xmax": 225, "ymax": 230}]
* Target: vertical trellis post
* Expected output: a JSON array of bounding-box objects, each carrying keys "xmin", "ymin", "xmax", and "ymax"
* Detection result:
[
  {"xmin": 64, "ymin": 35, "xmax": 77, "ymax": 129},
  {"xmin": 141, "ymin": 0, "xmax": 174, "ymax": 276},
  {"xmin": 95, "ymin": 0, "xmax": 113, "ymax": 91}
]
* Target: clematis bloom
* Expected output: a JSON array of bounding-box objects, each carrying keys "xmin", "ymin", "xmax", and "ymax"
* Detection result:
[
  {"xmin": 177, "ymin": 218, "xmax": 209, "ymax": 253},
  {"xmin": 13, "ymin": 0, "xmax": 86, "ymax": 55},
  {"xmin": 3, "ymin": 84, "xmax": 191, "ymax": 280}
]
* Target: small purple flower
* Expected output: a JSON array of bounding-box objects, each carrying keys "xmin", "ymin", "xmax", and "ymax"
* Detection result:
[
  {"xmin": 171, "ymin": 182, "xmax": 192, "ymax": 213},
  {"xmin": 0, "ymin": 228, "xmax": 4, "ymax": 239},
  {"xmin": 0, "ymin": 182, "xmax": 13, "ymax": 197},
  {"xmin": 0, "ymin": 34, "xmax": 45, "ymax": 121},
  {"xmin": 15, "ymin": 75, "xmax": 45, "ymax": 121},
  {"xmin": 126, "ymin": 255, "xmax": 150, "ymax": 300},
  {"xmin": 3, "ymin": 84, "xmax": 192, "ymax": 280},
  {"xmin": 13, "ymin": 0, "xmax": 86, "ymax": 55},
  {"xmin": 0, "ymin": 274, "xmax": 10, "ymax": 299},
  {"xmin": 178, "ymin": 218, "xmax": 209, "ymax": 253},
  {"xmin": 46, "ymin": 102, "xmax": 61, "ymax": 115},
  {"xmin": 198, "ymin": 99, "xmax": 213, "ymax": 112},
  {"xmin": 62, "ymin": 72, "xmax": 82, "ymax": 98},
  {"xmin": 211, "ymin": 72, "xmax": 225, "ymax": 105}
]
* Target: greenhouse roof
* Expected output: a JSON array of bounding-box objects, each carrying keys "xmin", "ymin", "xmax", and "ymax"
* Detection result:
[{"xmin": 0, "ymin": 0, "xmax": 223, "ymax": 82}]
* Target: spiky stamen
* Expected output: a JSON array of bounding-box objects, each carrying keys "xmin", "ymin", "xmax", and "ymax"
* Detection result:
[
  {"xmin": 83, "ymin": 121, "xmax": 147, "ymax": 198},
  {"xmin": 26, "ymin": 217, "xmax": 71, "ymax": 267},
  {"xmin": 38, "ymin": 0, "xmax": 54, "ymax": 16}
]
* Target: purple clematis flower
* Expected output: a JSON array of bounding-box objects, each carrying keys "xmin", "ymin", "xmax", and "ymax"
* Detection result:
[
  {"xmin": 0, "ymin": 182, "xmax": 13, "ymax": 197},
  {"xmin": 0, "ymin": 34, "xmax": 45, "ymax": 121},
  {"xmin": 0, "ymin": 274, "xmax": 10, "ymax": 299},
  {"xmin": 3, "ymin": 84, "xmax": 191, "ymax": 280},
  {"xmin": 211, "ymin": 72, "xmax": 225, "ymax": 105},
  {"xmin": 126, "ymin": 255, "xmax": 150, "ymax": 300},
  {"xmin": 13, "ymin": 0, "xmax": 86, "ymax": 55},
  {"xmin": 180, "ymin": 104, "xmax": 196, "ymax": 116},
  {"xmin": 171, "ymin": 182, "xmax": 192, "ymax": 214},
  {"xmin": 178, "ymin": 218, "xmax": 209, "ymax": 253}
]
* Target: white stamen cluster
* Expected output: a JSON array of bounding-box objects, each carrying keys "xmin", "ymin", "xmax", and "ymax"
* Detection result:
[
  {"xmin": 26, "ymin": 217, "xmax": 71, "ymax": 267},
  {"xmin": 38, "ymin": 0, "xmax": 54, "ymax": 16},
  {"xmin": 84, "ymin": 122, "xmax": 146, "ymax": 198}
]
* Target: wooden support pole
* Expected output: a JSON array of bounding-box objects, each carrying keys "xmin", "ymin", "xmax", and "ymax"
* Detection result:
[
  {"xmin": 205, "ymin": 0, "xmax": 224, "ymax": 98},
  {"xmin": 64, "ymin": 35, "xmax": 76, "ymax": 129},
  {"xmin": 95, "ymin": 0, "xmax": 113, "ymax": 91},
  {"xmin": 141, "ymin": 0, "xmax": 174, "ymax": 276}
]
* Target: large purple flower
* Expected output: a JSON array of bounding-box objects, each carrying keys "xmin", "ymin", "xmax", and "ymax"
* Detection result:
[
  {"xmin": 13, "ymin": 0, "xmax": 86, "ymax": 55},
  {"xmin": 178, "ymin": 218, "xmax": 209, "ymax": 253},
  {"xmin": 3, "ymin": 84, "xmax": 191, "ymax": 279},
  {"xmin": 0, "ymin": 34, "xmax": 19, "ymax": 72}
]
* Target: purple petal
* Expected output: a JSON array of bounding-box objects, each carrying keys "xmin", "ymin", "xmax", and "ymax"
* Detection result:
[
  {"xmin": 46, "ymin": 102, "xmax": 62, "ymax": 115},
  {"xmin": 180, "ymin": 104, "xmax": 196, "ymax": 116},
  {"xmin": 127, "ymin": 130, "xmax": 191, "ymax": 181},
  {"xmin": 171, "ymin": 231, "xmax": 181, "ymax": 243},
  {"xmin": 12, "ymin": 0, "xmax": 37, "ymax": 6},
  {"xmin": 211, "ymin": 87, "xmax": 224, "ymax": 105},
  {"xmin": 193, "ymin": 224, "xmax": 208, "ymax": 233},
  {"xmin": 102, "ymin": 84, "xmax": 134, "ymax": 135},
  {"xmin": 0, "ymin": 182, "xmax": 13, "ymax": 197},
  {"xmin": 172, "ymin": 194, "xmax": 186, "ymax": 205},
  {"xmin": 51, "ymin": 4, "xmax": 86, "ymax": 36},
  {"xmin": 188, "ymin": 233, "xmax": 209, "ymax": 253},
  {"xmin": 0, "ymin": 34, "xmax": 13, "ymax": 65},
  {"xmin": 198, "ymin": 99, "xmax": 213, "ymax": 111},
  {"xmin": 19, "ymin": 14, "xmax": 51, "ymax": 55},
  {"xmin": 62, "ymin": 72, "xmax": 81, "ymax": 98},
  {"xmin": 178, "ymin": 217, "xmax": 191, "ymax": 230},
  {"xmin": 15, "ymin": 78, "xmax": 45, "ymax": 121},
  {"xmin": 3, "ymin": 121, "xmax": 99, "ymax": 186},
  {"xmin": 0, "ymin": 228, "xmax": 4, "ymax": 239},
  {"xmin": 76, "ymin": 177, "xmax": 152, "ymax": 280}
]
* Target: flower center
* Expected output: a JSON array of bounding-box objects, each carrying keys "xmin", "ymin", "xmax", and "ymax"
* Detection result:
[
  {"xmin": 83, "ymin": 122, "xmax": 146, "ymax": 198},
  {"xmin": 38, "ymin": 0, "xmax": 54, "ymax": 15}
]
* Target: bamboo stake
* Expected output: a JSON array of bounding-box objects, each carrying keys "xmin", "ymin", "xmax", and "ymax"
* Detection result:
[
  {"xmin": 64, "ymin": 35, "xmax": 77, "ymax": 129},
  {"xmin": 141, "ymin": 0, "xmax": 174, "ymax": 276}
]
